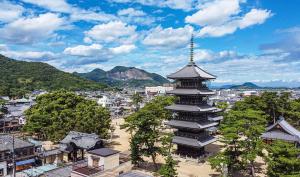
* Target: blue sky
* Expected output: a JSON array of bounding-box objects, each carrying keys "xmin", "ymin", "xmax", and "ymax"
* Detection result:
[{"xmin": 1, "ymin": 0, "xmax": 300, "ymax": 87}]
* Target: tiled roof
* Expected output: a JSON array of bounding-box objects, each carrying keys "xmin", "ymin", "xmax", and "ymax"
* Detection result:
[
  {"xmin": 165, "ymin": 104, "xmax": 217, "ymax": 112},
  {"xmin": 166, "ymin": 89, "xmax": 215, "ymax": 95},
  {"xmin": 60, "ymin": 131, "xmax": 102, "ymax": 150},
  {"xmin": 88, "ymin": 148, "xmax": 119, "ymax": 157},
  {"xmin": 262, "ymin": 117, "xmax": 300, "ymax": 142},
  {"xmin": 172, "ymin": 135, "xmax": 216, "ymax": 148},
  {"xmin": 0, "ymin": 135, "xmax": 34, "ymax": 151},
  {"xmin": 167, "ymin": 62, "xmax": 216, "ymax": 79},
  {"xmin": 165, "ymin": 120, "xmax": 218, "ymax": 130}
]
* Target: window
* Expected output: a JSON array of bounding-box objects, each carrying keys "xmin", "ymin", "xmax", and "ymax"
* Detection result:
[{"xmin": 92, "ymin": 157, "xmax": 99, "ymax": 168}]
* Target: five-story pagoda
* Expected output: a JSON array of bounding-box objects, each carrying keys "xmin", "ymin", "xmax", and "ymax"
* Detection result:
[{"xmin": 165, "ymin": 36, "xmax": 223, "ymax": 158}]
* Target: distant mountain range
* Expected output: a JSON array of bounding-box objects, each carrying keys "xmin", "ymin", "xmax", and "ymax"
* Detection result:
[
  {"xmin": 0, "ymin": 54, "xmax": 108, "ymax": 96},
  {"xmin": 74, "ymin": 66, "xmax": 170, "ymax": 88},
  {"xmin": 219, "ymin": 82, "xmax": 261, "ymax": 89},
  {"xmin": 215, "ymin": 82, "xmax": 297, "ymax": 89}
]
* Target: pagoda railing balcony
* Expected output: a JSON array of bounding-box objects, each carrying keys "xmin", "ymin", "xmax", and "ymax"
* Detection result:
[
  {"xmin": 175, "ymin": 85, "xmax": 209, "ymax": 90},
  {"xmin": 174, "ymin": 131, "xmax": 209, "ymax": 141},
  {"xmin": 176, "ymin": 100, "xmax": 207, "ymax": 105},
  {"xmin": 173, "ymin": 115, "xmax": 207, "ymax": 122}
]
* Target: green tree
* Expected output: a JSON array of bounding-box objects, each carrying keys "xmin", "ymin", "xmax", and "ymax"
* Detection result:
[
  {"xmin": 159, "ymin": 133, "xmax": 177, "ymax": 177},
  {"xmin": 159, "ymin": 155, "xmax": 178, "ymax": 177},
  {"xmin": 209, "ymin": 109, "xmax": 266, "ymax": 176},
  {"xmin": 130, "ymin": 135, "xmax": 143, "ymax": 166},
  {"xmin": 216, "ymin": 101, "xmax": 229, "ymax": 111},
  {"xmin": 23, "ymin": 90, "xmax": 111, "ymax": 141},
  {"xmin": 286, "ymin": 98, "xmax": 300, "ymax": 129},
  {"xmin": 132, "ymin": 92, "xmax": 143, "ymax": 111},
  {"xmin": 122, "ymin": 96, "xmax": 175, "ymax": 170},
  {"xmin": 267, "ymin": 140, "xmax": 300, "ymax": 177}
]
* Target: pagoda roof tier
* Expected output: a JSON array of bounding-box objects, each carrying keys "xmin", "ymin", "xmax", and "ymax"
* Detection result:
[
  {"xmin": 165, "ymin": 120, "xmax": 218, "ymax": 130},
  {"xmin": 208, "ymin": 115, "xmax": 223, "ymax": 121},
  {"xmin": 172, "ymin": 135, "xmax": 216, "ymax": 148},
  {"xmin": 167, "ymin": 62, "xmax": 216, "ymax": 80},
  {"xmin": 167, "ymin": 89, "xmax": 215, "ymax": 95},
  {"xmin": 165, "ymin": 104, "xmax": 219, "ymax": 112}
]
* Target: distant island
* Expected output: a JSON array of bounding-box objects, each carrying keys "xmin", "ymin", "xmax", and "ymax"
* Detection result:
[
  {"xmin": 215, "ymin": 82, "xmax": 294, "ymax": 89},
  {"xmin": 74, "ymin": 66, "xmax": 170, "ymax": 88}
]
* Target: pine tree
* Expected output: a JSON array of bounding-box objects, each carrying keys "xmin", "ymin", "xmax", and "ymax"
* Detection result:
[
  {"xmin": 209, "ymin": 109, "xmax": 267, "ymax": 176},
  {"xmin": 267, "ymin": 140, "xmax": 300, "ymax": 177}
]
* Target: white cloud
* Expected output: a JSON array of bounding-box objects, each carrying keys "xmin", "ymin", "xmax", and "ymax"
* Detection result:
[
  {"xmin": 118, "ymin": 8, "xmax": 146, "ymax": 16},
  {"xmin": 198, "ymin": 22, "xmax": 238, "ymax": 37},
  {"xmin": 63, "ymin": 44, "xmax": 103, "ymax": 57},
  {"xmin": 70, "ymin": 9, "xmax": 117, "ymax": 22},
  {"xmin": 185, "ymin": 0, "xmax": 272, "ymax": 37},
  {"xmin": 239, "ymin": 9, "xmax": 272, "ymax": 29},
  {"xmin": 111, "ymin": 0, "xmax": 195, "ymax": 11},
  {"xmin": 110, "ymin": 44, "xmax": 136, "ymax": 54},
  {"xmin": 84, "ymin": 21, "xmax": 137, "ymax": 43},
  {"xmin": 0, "ymin": 1, "xmax": 24, "ymax": 22},
  {"xmin": 117, "ymin": 8, "xmax": 155, "ymax": 26},
  {"xmin": 143, "ymin": 25, "xmax": 193, "ymax": 49},
  {"xmin": 194, "ymin": 49, "xmax": 237, "ymax": 61},
  {"xmin": 0, "ymin": 13, "xmax": 66, "ymax": 44},
  {"xmin": 22, "ymin": 0, "xmax": 117, "ymax": 22},
  {"xmin": 186, "ymin": 0, "xmax": 240, "ymax": 26},
  {"xmin": 22, "ymin": 0, "xmax": 72, "ymax": 13},
  {"xmin": 0, "ymin": 44, "xmax": 9, "ymax": 51},
  {"xmin": 1, "ymin": 48, "xmax": 57, "ymax": 61}
]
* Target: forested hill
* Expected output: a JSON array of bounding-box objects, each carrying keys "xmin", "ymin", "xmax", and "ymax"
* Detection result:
[
  {"xmin": 0, "ymin": 55, "xmax": 108, "ymax": 97},
  {"xmin": 74, "ymin": 66, "xmax": 170, "ymax": 88}
]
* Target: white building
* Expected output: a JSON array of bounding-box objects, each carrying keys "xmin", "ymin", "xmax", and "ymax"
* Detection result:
[
  {"xmin": 145, "ymin": 86, "xmax": 173, "ymax": 99},
  {"xmin": 97, "ymin": 96, "xmax": 113, "ymax": 108}
]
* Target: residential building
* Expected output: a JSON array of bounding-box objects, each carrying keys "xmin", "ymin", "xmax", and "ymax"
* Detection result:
[
  {"xmin": 0, "ymin": 135, "xmax": 37, "ymax": 176},
  {"xmin": 71, "ymin": 148, "xmax": 132, "ymax": 177}
]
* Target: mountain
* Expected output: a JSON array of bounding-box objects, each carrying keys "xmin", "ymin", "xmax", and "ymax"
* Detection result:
[
  {"xmin": 0, "ymin": 54, "xmax": 108, "ymax": 97},
  {"xmin": 218, "ymin": 82, "xmax": 261, "ymax": 89},
  {"xmin": 74, "ymin": 66, "xmax": 170, "ymax": 88},
  {"xmin": 230, "ymin": 82, "xmax": 261, "ymax": 89}
]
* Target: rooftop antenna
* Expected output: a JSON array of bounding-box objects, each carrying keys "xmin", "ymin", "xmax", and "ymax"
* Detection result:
[{"xmin": 190, "ymin": 33, "xmax": 194, "ymax": 63}]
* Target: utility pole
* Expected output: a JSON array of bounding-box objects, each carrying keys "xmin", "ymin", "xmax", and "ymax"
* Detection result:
[{"xmin": 12, "ymin": 135, "xmax": 16, "ymax": 177}]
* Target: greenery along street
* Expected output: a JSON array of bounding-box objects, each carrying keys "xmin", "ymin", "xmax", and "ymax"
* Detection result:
[{"xmin": 23, "ymin": 90, "xmax": 111, "ymax": 142}]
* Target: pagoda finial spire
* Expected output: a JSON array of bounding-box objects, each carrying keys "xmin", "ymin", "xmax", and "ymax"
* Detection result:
[{"xmin": 190, "ymin": 33, "xmax": 194, "ymax": 63}]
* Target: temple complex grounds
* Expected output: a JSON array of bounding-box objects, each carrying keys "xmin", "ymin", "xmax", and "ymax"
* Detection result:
[{"xmin": 110, "ymin": 118, "xmax": 268, "ymax": 177}]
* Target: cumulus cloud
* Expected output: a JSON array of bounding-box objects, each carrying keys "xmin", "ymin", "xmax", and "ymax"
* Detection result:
[
  {"xmin": 117, "ymin": 8, "xmax": 155, "ymax": 26},
  {"xmin": 186, "ymin": 0, "xmax": 240, "ymax": 26},
  {"xmin": 0, "ymin": 13, "xmax": 66, "ymax": 44},
  {"xmin": 110, "ymin": 44, "xmax": 136, "ymax": 54},
  {"xmin": 0, "ymin": 0, "xmax": 24, "ymax": 22},
  {"xmin": 143, "ymin": 25, "xmax": 193, "ymax": 49},
  {"xmin": 110, "ymin": 0, "xmax": 195, "ymax": 11},
  {"xmin": 22, "ymin": 0, "xmax": 117, "ymax": 22},
  {"xmin": 118, "ymin": 8, "xmax": 146, "ymax": 16},
  {"xmin": 0, "ymin": 44, "xmax": 58, "ymax": 61},
  {"xmin": 84, "ymin": 21, "xmax": 137, "ymax": 44},
  {"xmin": 186, "ymin": 0, "xmax": 273, "ymax": 37},
  {"xmin": 22, "ymin": 0, "xmax": 71, "ymax": 13},
  {"xmin": 63, "ymin": 44, "xmax": 103, "ymax": 57}
]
